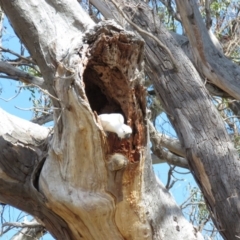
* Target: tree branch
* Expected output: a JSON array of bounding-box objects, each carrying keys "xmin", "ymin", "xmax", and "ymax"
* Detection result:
[
  {"xmin": 31, "ymin": 113, "xmax": 53, "ymax": 125},
  {"xmin": 148, "ymin": 120, "xmax": 185, "ymax": 157},
  {"xmin": 3, "ymin": 221, "xmax": 43, "ymax": 229},
  {"xmin": 176, "ymin": 0, "xmax": 240, "ymax": 100},
  {"xmin": 0, "ymin": 61, "xmax": 43, "ymax": 85},
  {"xmin": 0, "ymin": 46, "xmax": 35, "ymax": 64},
  {"xmin": 148, "ymin": 120, "xmax": 189, "ymax": 169},
  {"xmin": 0, "ymin": 107, "xmax": 72, "ymax": 239},
  {"xmin": 9, "ymin": 219, "xmax": 46, "ymax": 240}
]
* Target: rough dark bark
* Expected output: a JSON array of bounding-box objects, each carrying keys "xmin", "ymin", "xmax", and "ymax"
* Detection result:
[{"xmin": 128, "ymin": 3, "xmax": 240, "ymax": 240}]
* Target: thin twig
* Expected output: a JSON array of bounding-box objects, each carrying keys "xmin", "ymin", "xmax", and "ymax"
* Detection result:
[
  {"xmin": 0, "ymin": 46, "xmax": 35, "ymax": 64},
  {"xmin": 2, "ymin": 221, "xmax": 43, "ymax": 229},
  {"xmin": 0, "ymin": 87, "xmax": 22, "ymax": 102},
  {"xmin": 15, "ymin": 107, "xmax": 50, "ymax": 115},
  {"xmin": 28, "ymin": 84, "xmax": 60, "ymax": 102},
  {"xmin": 165, "ymin": 165, "xmax": 175, "ymax": 189},
  {"xmin": 180, "ymin": 190, "xmax": 197, "ymax": 208}
]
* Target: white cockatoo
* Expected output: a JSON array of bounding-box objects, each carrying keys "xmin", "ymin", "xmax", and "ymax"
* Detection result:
[{"xmin": 98, "ymin": 113, "xmax": 132, "ymax": 139}]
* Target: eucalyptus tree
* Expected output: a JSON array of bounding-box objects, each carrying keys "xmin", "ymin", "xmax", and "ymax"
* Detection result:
[{"xmin": 0, "ymin": 0, "xmax": 239, "ymax": 239}]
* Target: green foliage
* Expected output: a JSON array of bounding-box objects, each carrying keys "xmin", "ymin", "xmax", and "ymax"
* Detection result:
[
  {"xmin": 190, "ymin": 187, "xmax": 209, "ymax": 225},
  {"xmin": 211, "ymin": 0, "xmax": 231, "ymax": 14},
  {"xmin": 158, "ymin": 6, "xmax": 175, "ymax": 31}
]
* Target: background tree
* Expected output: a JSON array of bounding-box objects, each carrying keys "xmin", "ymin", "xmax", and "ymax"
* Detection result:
[{"xmin": 0, "ymin": 0, "xmax": 239, "ymax": 239}]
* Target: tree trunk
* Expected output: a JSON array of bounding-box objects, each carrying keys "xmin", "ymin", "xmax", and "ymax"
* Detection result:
[
  {"xmin": 0, "ymin": 0, "xmax": 203, "ymax": 239},
  {"xmin": 130, "ymin": 4, "xmax": 240, "ymax": 240}
]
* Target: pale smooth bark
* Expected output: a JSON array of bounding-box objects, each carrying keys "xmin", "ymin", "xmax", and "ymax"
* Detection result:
[{"xmin": 10, "ymin": 219, "xmax": 45, "ymax": 240}]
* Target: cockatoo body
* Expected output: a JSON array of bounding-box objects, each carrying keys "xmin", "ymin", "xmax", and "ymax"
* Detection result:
[{"xmin": 98, "ymin": 113, "xmax": 132, "ymax": 139}]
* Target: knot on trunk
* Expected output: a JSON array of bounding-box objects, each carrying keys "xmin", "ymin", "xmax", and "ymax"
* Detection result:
[{"xmin": 107, "ymin": 153, "xmax": 128, "ymax": 171}]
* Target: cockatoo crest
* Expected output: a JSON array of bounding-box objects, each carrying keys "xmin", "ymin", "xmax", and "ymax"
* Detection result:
[{"xmin": 98, "ymin": 113, "xmax": 132, "ymax": 139}]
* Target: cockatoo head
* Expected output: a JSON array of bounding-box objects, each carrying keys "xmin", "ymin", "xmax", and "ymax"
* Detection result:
[{"xmin": 117, "ymin": 124, "xmax": 132, "ymax": 139}]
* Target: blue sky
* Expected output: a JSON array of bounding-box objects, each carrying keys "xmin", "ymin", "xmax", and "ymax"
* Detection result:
[{"xmin": 0, "ymin": 16, "xmax": 34, "ymax": 121}]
